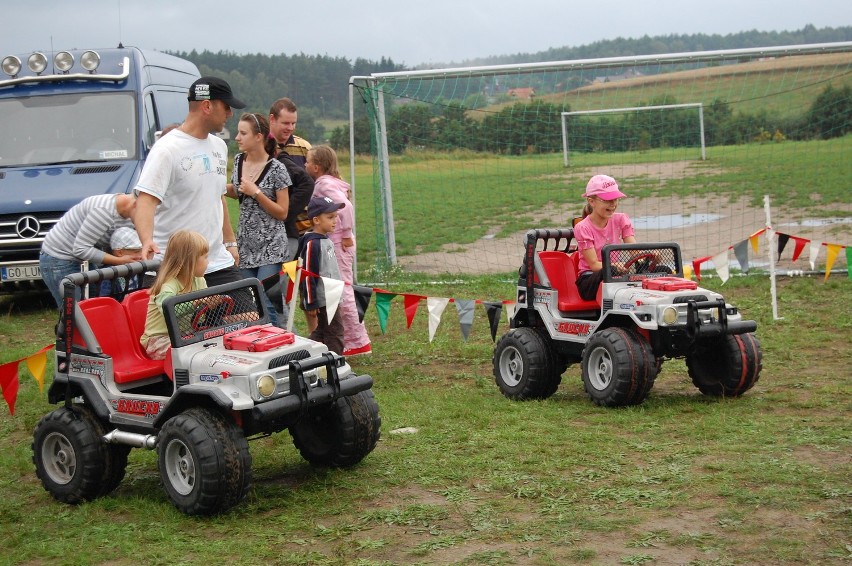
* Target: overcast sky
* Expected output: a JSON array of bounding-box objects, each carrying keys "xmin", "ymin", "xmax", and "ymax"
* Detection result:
[{"xmin": 2, "ymin": 1, "xmax": 849, "ymax": 67}]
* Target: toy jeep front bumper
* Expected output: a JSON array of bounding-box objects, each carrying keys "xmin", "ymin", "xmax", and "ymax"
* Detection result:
[
  {"xmin": 250, "ymin": 352, "xmax": 373, "ymax": 421},
  {"xmin": 684, "ymin": 298, "xmax": 757, "ymax": 339}
]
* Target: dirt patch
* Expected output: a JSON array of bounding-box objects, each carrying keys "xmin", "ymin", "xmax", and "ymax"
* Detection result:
[{"xmin": 400, "ymin": 162, "xmax": 851, "ymax": 275}]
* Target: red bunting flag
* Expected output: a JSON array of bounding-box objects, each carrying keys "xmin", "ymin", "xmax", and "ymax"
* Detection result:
[
  {"xmin": 0, "ymin": 361, "xmax": 20, "ymax": 416},
  {"xmin": 403, "ymin": 294, "xmax": 424, "ymax": 329}
]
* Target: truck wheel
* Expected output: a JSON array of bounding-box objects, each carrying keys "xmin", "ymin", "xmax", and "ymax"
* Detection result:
[
  {"xmin": 290, "ymin": 389, "xmax": 382, "ymax": 467},
  {"xmin": 32, "ymin": 406, "xmax": 115, "ymax": 504},
  {"xmin": 687, "ymin": 333, "xmax": 762, "ymax": 397},
  {"xmin": 158, "ymin": 408, "xmax": 252, "ymax": 516},
  {"xmin": 493, "ymin": 327, "xmax": 562, "ymax": 400},
  {"xmin": 581, "ymin": 327, "xmax": 656, "ymax": 407}
]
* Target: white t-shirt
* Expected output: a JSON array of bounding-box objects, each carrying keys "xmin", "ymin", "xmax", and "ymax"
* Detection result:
[{"xmin": 134, "ymin": 130, "xmax": 233, "ymax": 273}]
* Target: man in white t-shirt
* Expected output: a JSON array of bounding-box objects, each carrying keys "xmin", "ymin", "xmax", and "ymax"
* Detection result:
[{"xmin": 134, "ymin": 76, "xmax": 246, "ymax": 286}]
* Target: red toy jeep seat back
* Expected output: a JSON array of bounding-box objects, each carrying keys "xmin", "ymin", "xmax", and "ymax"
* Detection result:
[
  {"xmin": 76, "ymin": 296, "xmax": 164, "ymax": 384},
  {"xmin": 537, "ymin": 251, "xmax": 600, "ymax": 312}
]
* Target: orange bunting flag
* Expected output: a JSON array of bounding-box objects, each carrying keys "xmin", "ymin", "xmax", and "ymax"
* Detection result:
[
  {"xmin": 403, "ymin": 294, "xmax": 424, "ymax": 329},
  {"xmin": 824, "ymin": 244, "xmax": 842, "ymax": 282}
]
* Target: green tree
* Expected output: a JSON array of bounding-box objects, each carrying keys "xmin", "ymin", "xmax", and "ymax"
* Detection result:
[{"xmin": 806, "ymin": 84, "xmax": 852, "ymax": 139}]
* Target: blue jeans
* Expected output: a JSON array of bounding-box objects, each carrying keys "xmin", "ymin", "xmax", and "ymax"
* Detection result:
[
  {"xmin": 39, "ymin": 252, "xmax": 83, "ymax": 308},
  {"xmin": 240, "ymin": 263, "xmax": 283, "ymax": 327}
]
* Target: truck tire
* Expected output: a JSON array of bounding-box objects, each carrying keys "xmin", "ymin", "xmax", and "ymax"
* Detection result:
[
  {"xmin": 158, "ymin": 407, "xmax": 252, "ymax": 516},
  {"xmin": 32, "ymin": 406, "xmax": 117, "ymax": 504},
  {"xmin": 687, "ymin": 332, "xmax": 762, "ymax": 397},
  {"xmin": 581, "ymin": 327, "xmax": 656, "ymax": 407},
  {"xmin": 492, "ymin": 327, "xmax": 562, "ymax": 400},
  {"xmin": 290, "ymin": 390, "xmax": 381, "ymax": 468}
]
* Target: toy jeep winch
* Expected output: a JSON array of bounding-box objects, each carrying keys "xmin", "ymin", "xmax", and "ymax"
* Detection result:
[
  {"xmin": 493, "ymin": 229, "xmax": 762, "ymax": 406},
  {"xmin": 33, "ymin": 261, "xmax": 380, "ymax": 515}
]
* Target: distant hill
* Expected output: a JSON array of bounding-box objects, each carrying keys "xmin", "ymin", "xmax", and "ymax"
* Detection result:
[{"xmin": 176, "ymin": 25, "xmax": 852, "ymax": 142}]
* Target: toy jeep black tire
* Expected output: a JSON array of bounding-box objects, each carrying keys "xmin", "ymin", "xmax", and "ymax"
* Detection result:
[
  {"xmin": 290, "ymin": 389, "xmax": 381, "ymax": 468},
  {"xmin": 581, "ymin": 327, "xmax": 658, "ymax": 407},
  {"xmin": 32, "ymin": 405, "xmax": 128, "ymax": 504},
  {"xmin": 158, "ymin": 407, "xmax": 252, "ymax": 516},
  {"xmin": 493, "ymin": 327, "xmax": 563, "ymax": 400},
  {"xmin": 686, "ymin": 333, "xmax": 762, "ymax": 397}
]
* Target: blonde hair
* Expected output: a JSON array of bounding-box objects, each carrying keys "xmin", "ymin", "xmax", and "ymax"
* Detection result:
[
  {"xmin": 307, "ymin": 145, "xmax": 341, "ymax": 179},
  {"xmin": 151, "ymin": 230, "xmax": 208, "ymax": 296}
]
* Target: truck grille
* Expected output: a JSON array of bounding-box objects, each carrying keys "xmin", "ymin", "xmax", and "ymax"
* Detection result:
[{"xmin": 0, "ymin": 212, "xmax": 61, "ymax": 248}]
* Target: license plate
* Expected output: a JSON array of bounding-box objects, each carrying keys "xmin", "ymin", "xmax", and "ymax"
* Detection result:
[{"xmin": 1, "ymin": 264, "xmax": 42, "ymax": 281}]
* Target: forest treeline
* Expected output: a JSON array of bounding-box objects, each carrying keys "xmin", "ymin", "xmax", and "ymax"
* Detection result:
[{"xmin": 172, "ymin": 25, "xmax": 851, "ymax": 147}]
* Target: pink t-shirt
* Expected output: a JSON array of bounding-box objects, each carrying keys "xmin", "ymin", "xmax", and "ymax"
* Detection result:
[{"xmin": 574, "ymin": 213, "xmax": 635, "ymax": 272}]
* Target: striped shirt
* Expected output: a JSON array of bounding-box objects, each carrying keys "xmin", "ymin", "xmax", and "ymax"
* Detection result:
[{"xmin": 41, "ymin": 194, "xmax": 123, "ymax": 263}]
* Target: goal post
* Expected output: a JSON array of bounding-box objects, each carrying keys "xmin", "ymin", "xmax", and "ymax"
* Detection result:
[
  {"xmin": 561, "ymin": 103, "xmax": 706, "ymax": 167},
  {"xmin": 349, "ymin": 42, "xmax": 852, "ymax": 282}
]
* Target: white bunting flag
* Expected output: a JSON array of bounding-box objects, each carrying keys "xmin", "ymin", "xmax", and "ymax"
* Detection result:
[
  {"xmin": 320, "ymin": 276, "xmax": 345, "ymax": 325},
  {"xmin": 427, "ymin": 297, "xmax": 450, "ymax": 342}
]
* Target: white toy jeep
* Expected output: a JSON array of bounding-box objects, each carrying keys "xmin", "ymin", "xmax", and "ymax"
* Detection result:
[
  {"xmin": 493, "ymin": 229, "xmax": 762, "ymax": 407},
  {"xmin": 33, "ymin": 261, "xmax": 380, "ymax": 515}
]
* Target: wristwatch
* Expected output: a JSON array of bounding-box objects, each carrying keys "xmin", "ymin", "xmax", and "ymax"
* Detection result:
[{"xmin": 224, "ymin": 242, "xmax": 238, "ymax": 249}]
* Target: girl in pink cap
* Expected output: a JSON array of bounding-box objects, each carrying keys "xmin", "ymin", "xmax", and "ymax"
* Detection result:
[{"xmin": 573, "ymin": 174, "xmax": 636, "ymax": 301}]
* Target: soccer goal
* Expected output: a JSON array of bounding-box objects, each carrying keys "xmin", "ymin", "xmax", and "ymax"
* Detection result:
[
  {"xmin": 561, "ymin": 103, "xmax": 706, "ymax": 167},
  {"xmin": 349, "ymin": 42, "xmax": 852, "ymax": 284}
]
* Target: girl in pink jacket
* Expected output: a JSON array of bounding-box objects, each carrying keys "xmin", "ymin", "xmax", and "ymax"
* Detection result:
[{"xmin": 305, "ymin": 145, "xmax": 372, "ymax": 356}]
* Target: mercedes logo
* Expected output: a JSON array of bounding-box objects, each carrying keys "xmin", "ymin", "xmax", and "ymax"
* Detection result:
[{"xmin": 16, "ymin": 215, "xmax": 41, "ymax": 239}]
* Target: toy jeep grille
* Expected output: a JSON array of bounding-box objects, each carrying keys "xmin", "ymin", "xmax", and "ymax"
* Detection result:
[{"xmin": 268, "ymin": 349, "xmax": 311, "ymax": 369}]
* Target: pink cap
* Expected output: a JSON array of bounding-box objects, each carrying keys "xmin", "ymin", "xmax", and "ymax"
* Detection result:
[{"xmin": 582, "ymin": 174, "xmax": 627, "ymax": 200}]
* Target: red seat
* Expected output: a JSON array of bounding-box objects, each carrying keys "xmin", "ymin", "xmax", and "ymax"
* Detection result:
[
  {"xmin": 77, "ymin": 296, "xmax": 164, "ymax": 384},
  {"xmin": 122, "ymin": 289, "xmax": 173, "ymax": 380},
  {"xmin": 538, "ymin": 251, "xmax": 600, "ymax": 312}
]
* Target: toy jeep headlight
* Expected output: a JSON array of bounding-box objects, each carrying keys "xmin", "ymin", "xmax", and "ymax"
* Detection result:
[
  {"xmin": 662, "ymin": 306, "xmax": 679, "ymax": 325},
  {"xmin": 256, "ymin": 373, "xmax": 276, "ymax": 398}
]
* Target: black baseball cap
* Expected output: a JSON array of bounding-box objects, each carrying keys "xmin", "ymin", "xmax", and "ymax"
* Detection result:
[
  {"xmin": 307, "ymin": 196, "xmax": 344, "ymax": 219},
  {"xmin": 188, "ymin": 77, "xmax": 246, "ymax": 109}
]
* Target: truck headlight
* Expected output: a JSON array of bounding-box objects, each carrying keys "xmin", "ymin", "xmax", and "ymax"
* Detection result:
[
  {"xmin": 2, "ymin": 55, "xmax": 21, "ymax": 77},
  {"xmin": 80, "ymin": 50, "xmax": 100, "ymax": 72},
  {"xmin": 662, "ymin": 307, "xmax": 679, "ymax": 325},
  {"xmin": 27, "ymin": 52, "xmax": 48, "ymax": 74},
  {"xmin": 256, "ymin": 373, "xmax": 276, "ymax": 398},
  {"xmin": 54, "ymin": 51, "xmax": 74, "ymax": 72}
]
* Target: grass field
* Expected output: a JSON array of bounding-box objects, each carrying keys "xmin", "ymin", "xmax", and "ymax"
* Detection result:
[{"xmin": 1, "ymin": 273, "xmax": 850, "ymax": 565}]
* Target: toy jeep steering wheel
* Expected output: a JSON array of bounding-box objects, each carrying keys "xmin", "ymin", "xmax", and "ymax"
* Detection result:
[
  {"xmin": 191, "ymin": 296, "xmax": 236, "ymax": 331},
  {"xmin": 621, "ymin": 252, "xmax": 658, "ymax": 274}
]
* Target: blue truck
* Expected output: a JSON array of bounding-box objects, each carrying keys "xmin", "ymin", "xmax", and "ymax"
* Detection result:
[{"xmin": 0, "ymin": 46, "xmax": 200, "ymax": 292}]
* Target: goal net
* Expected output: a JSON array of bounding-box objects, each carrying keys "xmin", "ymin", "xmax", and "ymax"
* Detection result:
[{"xmin": 349, "ymin": 42, "xmax": 852, "ymax": 286}]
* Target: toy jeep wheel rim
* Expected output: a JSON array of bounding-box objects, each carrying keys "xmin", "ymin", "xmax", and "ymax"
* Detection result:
[
  {"xmin": 163, "ymin": 438, "xmax": 196, "ymax": 496},
  {"xmin": 498, "ymin": 345, "xmax": 525, "ymax": 387},
  {"xmin": 586, "ymin": 347, "xmax": 613, "ymax": 391},
  {"xmin": 41, "ymin": 432, "xmax": 77, "ymax": 485}
]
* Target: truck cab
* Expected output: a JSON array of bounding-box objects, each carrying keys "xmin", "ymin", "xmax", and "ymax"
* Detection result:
[{"xmin": 0, "ymin": 46, "xmax": 200, "ymax": 291}]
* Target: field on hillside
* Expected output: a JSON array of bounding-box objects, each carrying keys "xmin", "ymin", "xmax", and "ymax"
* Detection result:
[{"xmin": 500, "ymin": 52, "xmax": 852, "ymax": 119}]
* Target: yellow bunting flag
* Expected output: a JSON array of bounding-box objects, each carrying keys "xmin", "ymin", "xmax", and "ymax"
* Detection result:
[{"xmin": 823, "ymin": 244, "xmax": 842, "ymax": 282}]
